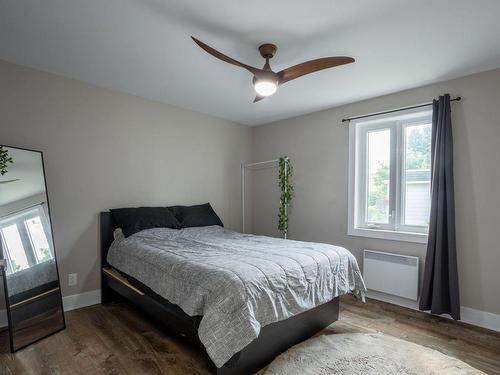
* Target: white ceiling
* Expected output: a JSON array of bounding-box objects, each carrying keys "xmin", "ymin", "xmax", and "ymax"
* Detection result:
[
  {"xmin": 0, "ymin": 147, "xmax": 46, "ymax": 207},
  {"xmin": 1, "ymin": 1, "xmax": 500, "ymax": 126}
]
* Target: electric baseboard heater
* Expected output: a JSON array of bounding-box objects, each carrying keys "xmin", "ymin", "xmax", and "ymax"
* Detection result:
[{"xmin": 363, "ymin": 249, "xmax": 419, "ymax": 301}]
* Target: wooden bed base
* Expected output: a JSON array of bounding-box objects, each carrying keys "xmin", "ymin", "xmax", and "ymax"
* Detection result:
[{"xmin": 100, "ymin": 212, "xmax": 339, "ymax": 375}]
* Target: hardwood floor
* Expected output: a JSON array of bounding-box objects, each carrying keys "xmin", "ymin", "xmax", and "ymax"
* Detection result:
[{"xmin": 1, "ymin": 296, "xmax": 499, "ymax": 374}]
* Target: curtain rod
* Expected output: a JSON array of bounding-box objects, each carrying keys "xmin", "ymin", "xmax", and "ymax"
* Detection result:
[
  {"xmin": 341, "ymin": 96, "xmax": 461, "ymax": 124},
  {"xmin": 0, "ymin": 202, "xmax": 45, "ymax": 219}
]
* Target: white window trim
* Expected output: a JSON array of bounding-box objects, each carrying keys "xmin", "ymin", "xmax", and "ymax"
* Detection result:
[{"xmin": 347, "ymin": 108, "xmax": 430, "ymax": 244}]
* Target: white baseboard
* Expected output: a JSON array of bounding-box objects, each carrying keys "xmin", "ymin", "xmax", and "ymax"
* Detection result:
[
  {"xmin": 366, "ymin": 290, "xmax": 500, "ymax": 332},
  {"xmin": 366, "ymin": 290, "xmax": 419, "ymax": 310},
  {"xmin": 460, "ymin": 306, "xmax": 500, "ymax": 332},
  {"xmin": 4, "ymin": 288, "xmax": 500, "ymax": 334},
  {"xmin": 62, "ymin": 289, "xmax": 101, "ymax": 312}
]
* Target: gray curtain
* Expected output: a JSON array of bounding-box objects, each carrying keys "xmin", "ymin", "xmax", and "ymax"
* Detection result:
[{"xmin": 419, "ymin": 94, "xmax": 460, "ymax": 320}]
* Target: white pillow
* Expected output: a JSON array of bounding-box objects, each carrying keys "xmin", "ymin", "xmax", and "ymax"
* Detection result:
[{"xmin": 113, "ymin": 227, "xmax": 125, "ymax": 241}]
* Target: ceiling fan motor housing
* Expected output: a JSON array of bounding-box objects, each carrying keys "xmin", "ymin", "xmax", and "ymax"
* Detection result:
[
  {"xmin": 252, "ymin": 70, "xmax": 279, "ymax": 86},
  {"xmin": 258, "ymin": 44, "xmax": 278, "ymax": 59}
]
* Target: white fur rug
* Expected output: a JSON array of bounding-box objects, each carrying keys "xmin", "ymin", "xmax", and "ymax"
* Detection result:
[{"xmin": 264, "ymin": 333, "xmax": 484, "ymax": 375}]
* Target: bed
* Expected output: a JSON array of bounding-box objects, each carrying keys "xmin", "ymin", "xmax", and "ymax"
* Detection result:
[{"xmin": 100, "ymin": 211, "xmax": 365, "ymax": 374}]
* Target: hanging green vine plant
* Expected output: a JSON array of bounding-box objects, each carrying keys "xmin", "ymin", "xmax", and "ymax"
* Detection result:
[
  {"xmin": 0, "ymin": 146, "xmax": 13, "ymax": 176},
  {"xmin": 278, "ymin": 156, "xmax": 293, "ymax": 238}
]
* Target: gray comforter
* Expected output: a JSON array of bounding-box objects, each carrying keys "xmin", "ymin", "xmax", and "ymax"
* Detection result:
[{"xmin": 107, "ymin": 226, "xmax": 366, "ymax": 367}]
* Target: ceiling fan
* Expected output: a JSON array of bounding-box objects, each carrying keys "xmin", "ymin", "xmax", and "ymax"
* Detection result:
[{"xmin": 191, "ymin": 37, "xmax": 354, "ymax": 102}]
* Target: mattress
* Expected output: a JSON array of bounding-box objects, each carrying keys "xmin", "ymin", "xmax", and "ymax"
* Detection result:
[{"xmin": 107, "ymin": 225, "xmax": 366, "ymax": 367}]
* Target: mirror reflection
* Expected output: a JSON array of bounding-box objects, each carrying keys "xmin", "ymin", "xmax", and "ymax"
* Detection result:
[{"xmin": 0, "ymin": 145, "xmax": 64, "ymax": 351}]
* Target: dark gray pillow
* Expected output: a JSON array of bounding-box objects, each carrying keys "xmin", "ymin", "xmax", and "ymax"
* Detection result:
[
  {"xmin": 110, "ymin": 207, "xmax": 180, "ymax": 237},
  {"xmin": 168, "ymin": 203, "xmax": 223, "ymax": 228}
]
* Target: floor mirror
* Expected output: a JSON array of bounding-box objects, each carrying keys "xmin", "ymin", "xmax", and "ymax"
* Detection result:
[{"xmin": 0, "ymin": 145, "xmax": 65, "ymax": 352}]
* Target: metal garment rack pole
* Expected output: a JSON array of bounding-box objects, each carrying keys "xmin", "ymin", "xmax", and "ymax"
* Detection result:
[
  {"xmin": 241, "ymin": 158, "xmax": 288, "ymax": 236},
  {"xmin": 341, "ymin": 96, "xmax": 461, "ymax": 123}
]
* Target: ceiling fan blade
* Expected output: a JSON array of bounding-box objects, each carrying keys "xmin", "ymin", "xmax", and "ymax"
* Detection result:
[
  {"xmin": 0, "ymin": 179, "xmax": 19, "ymax": 184},
  {"xmin": 277, "ymin": 56, "xmax": 355, "ymax": 84},
  {"xmin": 191, "ymin": 37, "xmax": 264, "ymax": 77}
]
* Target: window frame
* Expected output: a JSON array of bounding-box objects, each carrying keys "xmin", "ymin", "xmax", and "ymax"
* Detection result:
[
  {"xmin": 348, "ymin": 107, "xmax": 432, "ymax": 244},
  {"xmin": 0, "ymin": 204, "xmax": 53, "ymax": 274}
]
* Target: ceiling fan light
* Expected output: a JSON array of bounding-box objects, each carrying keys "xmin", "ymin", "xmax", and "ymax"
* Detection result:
[{"xmin": 254, "ymin": 80, "xmax": 277, "ymax": 97}]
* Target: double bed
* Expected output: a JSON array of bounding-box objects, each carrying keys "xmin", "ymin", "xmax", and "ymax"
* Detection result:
[{"xmin": 100, "ymin": 208, "xmax": 365, "ymax": 374}]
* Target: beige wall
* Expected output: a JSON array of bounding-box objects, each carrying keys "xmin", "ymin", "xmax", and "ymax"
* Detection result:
[
  {"xmin": 252, "ymin": 68, "xmax": 500, "ymax": 316},
  {"xmin": 0, "ymin": 60, "xmax": 252, "ymax": 297},
  {"xmin": 2, "ymin": 59, "xmax": 499, "ymax": 317}
]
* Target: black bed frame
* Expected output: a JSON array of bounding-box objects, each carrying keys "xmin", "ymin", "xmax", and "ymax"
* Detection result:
[{"xmin": 100, "ymin": 212, "xmax": 339, "ymax": 375}]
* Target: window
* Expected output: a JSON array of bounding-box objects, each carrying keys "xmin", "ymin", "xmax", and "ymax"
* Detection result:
[
  {"xmin": 0, "ymin": 205, "xmax": 54, "ymax": 274},
  {"xmin": 348, "ymin": 108, "xmax": 432, "ymax": 243}
]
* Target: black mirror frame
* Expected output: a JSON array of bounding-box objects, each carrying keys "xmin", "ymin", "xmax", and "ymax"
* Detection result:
[{"xmin": 0, "ymin": 144, "xmax": 66, "ymax": 352}]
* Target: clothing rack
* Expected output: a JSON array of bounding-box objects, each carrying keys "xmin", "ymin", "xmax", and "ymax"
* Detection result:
[
  {"xmin": 241, "ymin": 158, "xmax": 289, "ymax": 238},
  {"xmin": 341, "ymin": 96, "xmax": 461, "ymax": 123}
]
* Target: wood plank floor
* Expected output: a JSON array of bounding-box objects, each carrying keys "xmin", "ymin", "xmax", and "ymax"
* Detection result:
[{"xmin": 1, "ymin": 296, "xmax": 499, "ymax": 374}]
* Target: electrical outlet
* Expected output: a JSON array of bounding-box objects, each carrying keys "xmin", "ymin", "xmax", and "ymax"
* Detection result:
[{"xmin": 68, "ymin": 273, "xmax": 77, "ymax": 286}]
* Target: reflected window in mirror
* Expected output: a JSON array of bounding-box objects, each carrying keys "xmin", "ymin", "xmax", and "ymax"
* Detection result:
[{"xmin": 0, "ymin": 204, "xmax": 54, "ymax": 275}]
